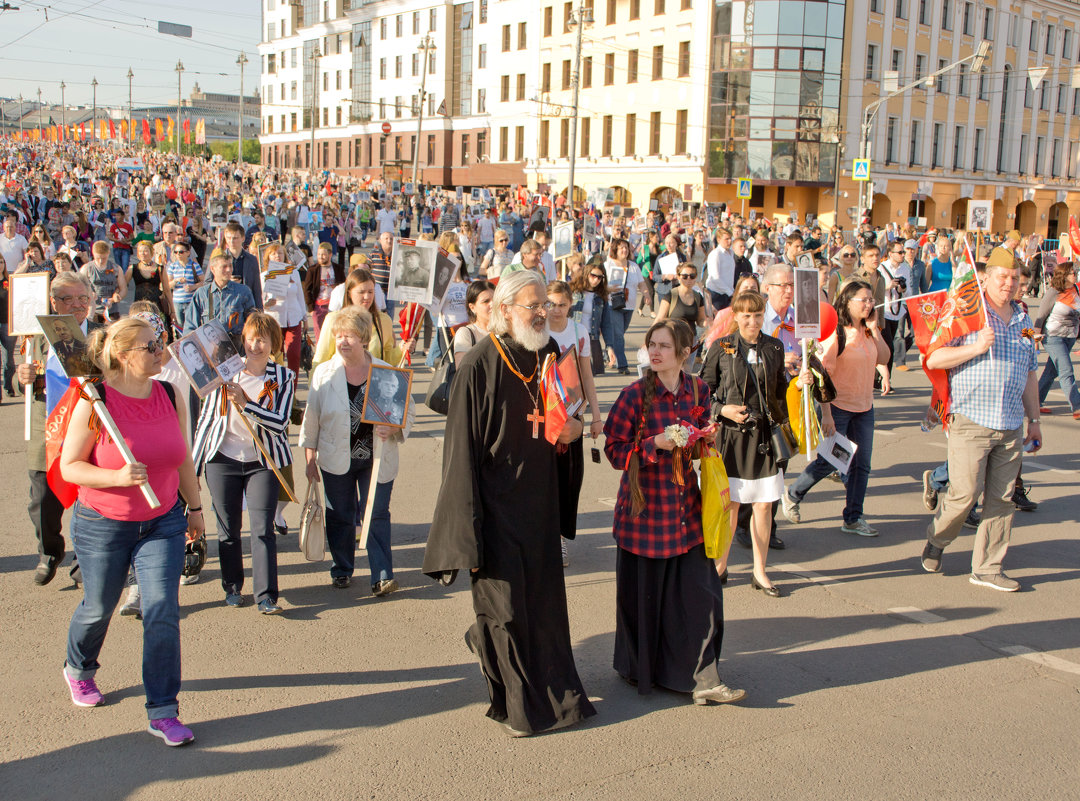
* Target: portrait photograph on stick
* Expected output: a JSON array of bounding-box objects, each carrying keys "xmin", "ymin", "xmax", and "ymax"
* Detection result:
[
  {"xmin": 793, "ymin": 267, "xmax": 821, "ymax": 340},
  {"xmin": 553, "ymin": 220, "xmax": 574, "ymax": 262},
  {"xmin": 431, "ymin": 249, "xmax": 461, "ymax": 308},
  {"xmin": 387, "ymin": 237, "xmax": 438, "ymax": 305},
  {"xmin": 360, "ymin": 364, "xmax": 413, "ymax": 429},
  {"xmin": 168, "ymin": 331, "xmax": 223, "ymax": 398},
  {"xmin": 555, "ymin": 345, "xmax": 584, "ymax": 417},
  {"xmin": 966, "ymin": 199, "xmax": 992, "ymax": 232},
  {"xmin": 194, "ymin": 319, "xmax": 244, "ymax": 382},
  {"xmin": 9, "ymin": 272, "xmax": 51, "ymax": 336},
  {"xmin": 36, "ymin": 314, "xmax": 99, "ymax": 379}
]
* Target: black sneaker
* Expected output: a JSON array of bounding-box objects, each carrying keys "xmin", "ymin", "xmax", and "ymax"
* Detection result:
[
  {"xmin": 1012, "ymin": 485, "xmax": 1037, "ymax": 512},
  {"xmin": 33, "ymin": 558, "xmax": 59, "ymax": 586},
  {"xmin": 332, "ymin": 576, "xmax": 351, "ymax": 589},
  {"xmin": 962, "ymin": 509, "xmax": 981, "ymax": 529},
  {"xmin": 921, "ymin": 541, "xmax": 944, "ymax": 573}
]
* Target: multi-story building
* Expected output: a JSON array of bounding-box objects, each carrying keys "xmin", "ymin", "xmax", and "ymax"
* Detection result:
[{"xmin": 259, "ymin": 0, "xmax": 1080, "ymax": 237}]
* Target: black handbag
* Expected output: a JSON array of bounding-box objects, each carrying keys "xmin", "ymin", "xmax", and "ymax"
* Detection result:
[
  {"xmin": 741, "ymin": 342, "xmax": 797, "ymax": 463},
  {"xmin": 608, "ymin": 266, "xmax": 629, "ymax": 310},
  {"xmin": 425, "ymin": 327, "xmax": 472, "ymax": 415}
]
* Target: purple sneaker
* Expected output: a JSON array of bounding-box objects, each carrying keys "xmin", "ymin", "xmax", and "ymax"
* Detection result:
[
  {"xmin": 148, "ymin": 717, "xmax": 195, "ymax": 746},
  {"xmin": 63, "ymin": 668, "xmax": 104, "ymax": 707}
]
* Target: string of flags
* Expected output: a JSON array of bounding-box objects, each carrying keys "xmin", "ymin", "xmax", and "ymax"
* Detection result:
[{"xmin": 7, "ymin": 117, "xmax": 207, "ymax": 145}]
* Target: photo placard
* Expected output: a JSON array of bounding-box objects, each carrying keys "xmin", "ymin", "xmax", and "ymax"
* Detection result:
[
  {"xmin": 360, "ymin": 363, "xmax": 412, "ymax": 429},
  {"xmin": 36, "ymin": 314, "xmax": 99, "ymax": 378},
  {"xmin": 793, "ymin": 267, "xmax": 821, "ymax": 340},
  {"xmin": 9, "ymin": 272, "xmax": 51, "ymax": 336},
  {"xmin": 387, "ymin": 237, "xmax": 438, "ymax": 305}
]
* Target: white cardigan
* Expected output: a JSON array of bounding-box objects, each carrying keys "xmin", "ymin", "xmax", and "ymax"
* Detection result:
[{"xmin": 299, "ymin": 353, "xmax": 414, "ymax": 482}]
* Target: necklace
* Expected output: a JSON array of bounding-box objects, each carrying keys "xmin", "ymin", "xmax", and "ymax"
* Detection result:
[{"xmin": 490, "ymin": 333, "xmax": 545, "ymax": 439}]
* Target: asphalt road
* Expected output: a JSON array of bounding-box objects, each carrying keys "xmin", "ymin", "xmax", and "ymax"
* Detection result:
[{"xmin": 1, "ymin": 312, "xmax": 1077, "ymax": 801}]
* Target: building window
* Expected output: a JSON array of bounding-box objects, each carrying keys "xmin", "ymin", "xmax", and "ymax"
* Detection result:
[
  {"xmin": 602, "ymin": 115, "xmax": 612, "ymax": 156},
  {"xmin": 479, "ymin": 0, "xmax": 487, "ymax": 23},
  {"xmin": 891, "ymin": 48, "xmax": 903, "ymax": 74},
  {"xmin": 395, "ymin": 55, "xmax": 402, "ymax": 78},
  {"xmin": 540, "ymin": 120, "xmax": 550, "ymax": 158},
  {"xmin": 542, "ymin": 62, "xmax": 551, "ymax": 92},
  {"xmin": 430, "ymin": 8, "xmax": 437, "ymax": 30},
  {"xmin": 395, "ymin": 96, "xmax": 402, "ymax": 118},
  {"xmin": 1040, "ymin": 82, "xmax": 1050, "ymax": 111},
  {"xmin": 560, "ymin": 119, "xmax": 569, "ymax": 157},
  {"xmin": 681, "ymin": 0, "xmax": 690, "ymax": 10},
  {"xmin": 500, "ymin": 126, "xmax": 509, "ymax": 160},
  {"xmin": 909, "ymin": 119, "xmax": 921, "ymax": 165},
  {"xmin": 582, "ymin": 56, "xmax": 592, "ymax": 88},
  {"xmin": 1074, "ymin": 88, "xmax": 1080, "ymax": 115},
  {"xmin": 675, "ymin": 109, "xmax": 687, "ymax": 154},
  {"xmin": 629, "ymin": 0, "xmax": 639, "ymax": 20},
  {"xmin": 604, "ymin": 53, "xmax": 615, "ymax": 85},
  {"xmin": 477, "ymin": 87, "xmax": 486, "ymax": 113},
  {"xmin": 606, "ymin": 0, "xmax": 615, "ymax": 24},
  {"xmin": 1064, "ymin": 29, "xmax": 1073, "ymax": 61},
  {"xmin": 1046, "ymin": 24, "xmax": 1056, "ymax": 55},
  {"xmin": 581, "ymin": 117, "xmax": 590, "ymax": 156},
  {"xmin": 412, "ymin": 53, "xmax": 419, "ymax": 76},
  {"xmin": 336, "ymin": 107, "xmax": 342, "ymax": 125},
  {"xmin": 917, "ymin": 0, "xmax": 929, "ymax": 25},
  {"xmin": 914, "ymin": 53, "xmax": 926, "ymax": 86},
  {"xmin": 380, "ymin": 18, "xmax": 387, "ymax": 39},
  {"xmin": 869, "ymin": 0, "xmax": 881, "ymax": 12},
  {"xmin": 982, "ymin": 8, "xmax": 993, "ymax": 39},
  {"xmin": 477, "ymin": 132, "xmax": 486, "ymax": 161},
  {"xmin": 1024, "ymin": 79, "xmax": 1033, "ymax": 108},
  {"xmin": 380, "ymin": 58, "xmax": 386, "ymax": 80},
  {"xmin": 961, "ymin": 2, "xmax": 972, "ymax": 35},
  {"xmin": 953, "ymin": 125, "xmax": 964, "ymax": 169},
  {"xmin": 649, "ymin": 111, "xmax": 661, "ymax": 154},
  {"xmin": 956, "ymin": 64, "xmax": 967, "ymax": 96},
  {"xmin": 562, "ymin": 59, "xmax": 571, "ymax": 90},
  {"xmin": 518, "ymin": 22, "xmax": 527, "ymax": 49},
  {"xmin": 941, "ymin": 0, "xmax": 951, "ymax": 31},
  {"xmin": 1035, "ymin": 135, "xmax": 1045, "ymax": 175},
  {"xmin": 886, "ymin": 116, "xmax": 898, "ymax": 164},
  {"xmin": 678, "ymin": 41, "xmax": 690, "ymax": 77},
  {"xmin": 931, "ymin": 122, "xmax": 942, "ymax": 167},
  {"xmin": 478, "ymin": 43, "xmax": 487, "ymax": 69},
  {"xmin": 516, "ymin": 126, "xmax": 525, "ymax": 160},
  {"xmin": 895, "ymin": 0, "xmax": 906, "ymax": 20},
  {"xmin": 1058, "ymin": 83, "xmax": 1068, "ymax": 113},
  {"xmin": 866, "ymin": 44, "xmax": 878, "ymax": 81},
  {"xmin": 1019, "ymin": 134, "xmax": 1029, "ymax": 173},
  {"xmin": 413, "ymin": 11, "xmax": 420, "ymax": 34},
  {"xmin": 544, "ymin": 6, "xmax": 553, "ymax": 36},
  {"xmin": 654, "ymin": 0, "xmax": 664, "ymax": 15},
  {"xmin": 564, "ymin": 2, "xmax": 572, "ymax": 32},
  {"xmin": 625, "ymin": 112, "xmax": 636, "ymax": 155},
  {"xmin": 500, "ymin": 75, "xmax": 510, "ymax": 102},
  {"xmin": 652, "ymin": 45, "xmax": 663, "ymax": 80},
  {"xmin": 1029, "ymin": 20, "xmax": 1038, "ymax": 51},
  {"xmin": 461, "ymin": 134, "xmax": 470, "ymax": 164},
  {"xmin": 517, "ymin": 73, "xmax": 526, "ymax": 100},
  {"xmin": 973, "ymin": 127, "xmax": 985, "ymax": 170},
  {"xmin": 627, "ymin": 49, "xmax": 639, "ymax": 83},
  {"xmin": 396, "ymin": 14, "xmax": 402, "ymax": 36},
  {"xmin": 502, "ymin": 24, "xmax": 510, "ymax": 52}
]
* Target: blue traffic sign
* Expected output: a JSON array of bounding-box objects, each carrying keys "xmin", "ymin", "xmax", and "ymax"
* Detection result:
[
  {"xmin": 852, "ymin": 159, "xmax": 871, "ymax": 181},
  {"xmin": 736, "ymin": 178, "xmax": 752, "ymax": 199}
]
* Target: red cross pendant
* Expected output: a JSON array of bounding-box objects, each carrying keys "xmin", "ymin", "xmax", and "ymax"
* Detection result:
[{"xmin": 526, "ymin": 406, "xmax": 545, "ymax": 439}]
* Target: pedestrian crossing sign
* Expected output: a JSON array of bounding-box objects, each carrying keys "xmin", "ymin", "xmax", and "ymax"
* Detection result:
[
  {"xmin": 852, "ymin": 159, "xmax": 871, "ymax": 181},
  {"xmin": 736, "ymin": 178, "xmax": 752, "ymax": 199}
]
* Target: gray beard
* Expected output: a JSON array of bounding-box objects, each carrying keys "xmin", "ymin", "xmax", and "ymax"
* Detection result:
[{"xmin": 509, "ymin": 321, "xmax": 550, "ymax": 352}]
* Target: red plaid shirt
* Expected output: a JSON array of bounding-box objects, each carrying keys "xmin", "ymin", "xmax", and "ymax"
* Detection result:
[{"xmin": 603, "ymin": 372, "xmax": 710, "ymax": 558}]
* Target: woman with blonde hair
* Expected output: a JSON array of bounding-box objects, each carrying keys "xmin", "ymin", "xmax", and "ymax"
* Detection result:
[
  {"xmin": 59, "ymin": 316, "xmax": 203, "ymax": 746},
  {"xmin": 313, "ymin": 267, "xmax": 403, "ymax": 368}
]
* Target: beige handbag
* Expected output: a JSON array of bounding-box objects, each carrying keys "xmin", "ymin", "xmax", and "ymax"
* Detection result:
[{"xmin": 298, "ymin": 481, "xmax": 326, "ymax": 562}]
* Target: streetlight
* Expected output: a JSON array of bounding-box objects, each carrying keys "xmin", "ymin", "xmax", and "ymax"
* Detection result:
[
  {"xmin": 126, "ymin": 68, "xmax": 133, "ymax": 145},
  {"xmin": 175, "ymin": 60, "xmax": 184, "ymax": 159},
  {"xmin": 60, "ymin": 81, "xmax": 66, "ymax": 134},
  {"xmin": 566, "ymin": 0, "xmax": 592, "ymax": 214},
  {"xmin": 91, "ymin": 77, "xmax": 98, "ymax": 141},
  {"xmin": 237, "ymin": 52, "xmax": 248, "ymax": 164},
  {"xmin": 857, "ymin": 41, "xmax": 989, "ymax": 224},
  {"xmin": 411, "ymin": 34, "xmax": 436, "ymax": 227},
  {"xmin": 309, "ymin": 46, "xmax": 321, "ymax": 184},
  {"xmin": 18, "ymin": 94, "xmax": 23, "ymax": 137}
]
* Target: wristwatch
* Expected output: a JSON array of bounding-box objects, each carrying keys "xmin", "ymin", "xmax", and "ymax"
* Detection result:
[{"xmin": 1028, "ymin": 417, "xmax": 1040, "ymax": 424}]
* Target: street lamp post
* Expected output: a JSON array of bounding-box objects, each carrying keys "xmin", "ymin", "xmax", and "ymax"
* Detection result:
[
  {"xmin": 566, "ymin": 0, "xmax": 591, "ymax": 214},
  {"xmin": 411, "ymin": 34, "xmax": 436, "ymax": 231},
  {"xmin": 91, "ymin": 77, "xmax": 98, "ymax": 141},
  {"xmin": 309, "ymin": 47, "xmax": 321, "ymax": 185},
  {"xmin": 60, "ymin": 81, "xmax": 66, "ymax": 133},
  {"xmin": 857, "ymin": 41, "xmax": 989, "ymax": 224},
  {"xmin": 175, "ymin": 60, "xmax": 184, "ymax": 159},
  {"xmin": 126, "ymin": 68, "xmax": 133, "ymax": 145},
  {"xmin": 18, "ymin": 94, "xmax": 23, "ymax": 137},
  {"xmin": 237, "ymin": 52, "xmax": 248, "ymax": 164}
]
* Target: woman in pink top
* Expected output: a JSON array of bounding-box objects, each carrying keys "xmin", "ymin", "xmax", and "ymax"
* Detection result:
[
  {"xmin": 780, "ymin": 280, "xmax": 890, "ymax": 538},
  {"xmin": 59, "ymin": 317, "xmax": 204, "ymax": 747}
]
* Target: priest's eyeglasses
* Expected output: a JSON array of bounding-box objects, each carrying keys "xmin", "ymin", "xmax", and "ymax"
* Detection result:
[{"xmin": 513, "ymin": 301, "xmax": 554, "ymax": 314}]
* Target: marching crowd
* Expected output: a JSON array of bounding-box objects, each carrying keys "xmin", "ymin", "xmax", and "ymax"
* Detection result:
[{"xmin": 1, "ymin": 139, "xmax": 1074, "ymax": 743}]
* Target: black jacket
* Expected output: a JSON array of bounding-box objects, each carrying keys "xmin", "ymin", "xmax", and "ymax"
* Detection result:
[{"xmin": 700, "ymin": 332, "xmax": 789, "ymax": 431}]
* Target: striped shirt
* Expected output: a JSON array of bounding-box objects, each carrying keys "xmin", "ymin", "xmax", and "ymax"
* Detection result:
[
  {"xmin": 948, "ymin": 301, "xmax": 1037, "ymax": 432},
  {"xmin": 191, "ymin": 360, "xmax": 295, "ymax": 472}
]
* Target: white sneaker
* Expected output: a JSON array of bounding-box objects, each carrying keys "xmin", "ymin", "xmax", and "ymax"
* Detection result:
[
  {"xmin": 560, "ymin": 539, "xmax": 570, "ymax": 568},
  {"xmin": 119, "ymin": 585, "xmax": 142, "ymax": 619},
  {"xmin": 840, "ymin": 519, "xmax": 878, "ymax": 537},
  {"xmin": 780, "ymin": 492, "xmax": 801, "ymax": 524}
]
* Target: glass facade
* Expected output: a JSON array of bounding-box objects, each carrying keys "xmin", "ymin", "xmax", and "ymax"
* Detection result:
[
  {"xmin": 352, "ymin": 21, "xmax": 372, "ymax": 122},
  {"xmin": 709, "ymin": 0, "xmax": 845, "ymax": 183}
]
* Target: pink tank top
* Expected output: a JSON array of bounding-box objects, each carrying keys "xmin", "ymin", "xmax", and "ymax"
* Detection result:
[{"xmin": 79, "ymin": 381, "xmax": 186, "ymax": 522}]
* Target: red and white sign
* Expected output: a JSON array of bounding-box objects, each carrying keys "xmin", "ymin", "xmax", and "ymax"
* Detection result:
[{"xmin": 381, "ymin": 122, "xmax": 392, "ymax": 135}]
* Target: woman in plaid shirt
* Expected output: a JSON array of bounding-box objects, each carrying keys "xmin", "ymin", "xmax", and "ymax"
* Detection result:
[{"xmin": 604, "ymin": 319, "xmax": 746, "ymax": 707}]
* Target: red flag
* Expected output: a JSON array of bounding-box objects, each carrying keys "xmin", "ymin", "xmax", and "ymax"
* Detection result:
[
  {"xmin": 142, "ymin": 118, "xmax": 152, "ymax": 145},
  {"xmin": 1069, "ymin": 215, "xmax": 1080, "ymax": 257},
  {"xmin": 108, "ymin": 118, "xmax": 116, "ymax": 139},
  {"xmin": 397, "ymin": 304, "xmax": 423, "ymax": 365},
  {"xmin": 44, "ymin": 381, "xmax": 91, "ymax": 508},
  {"xmin": 79, "ymin": 122, "xmax": 86, "ymax": 140},
  {"xmin": 183, "ymin": 118, "xmax": 191, "ymax": 144},
  {"xmin": 541, "ymin": 354, "xmax": 568, "ymax": 445}
]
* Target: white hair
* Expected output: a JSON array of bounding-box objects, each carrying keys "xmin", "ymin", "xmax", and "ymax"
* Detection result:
[{"xmin": 489, "ymin": 271, "xmax": 547, "ymax": 336}]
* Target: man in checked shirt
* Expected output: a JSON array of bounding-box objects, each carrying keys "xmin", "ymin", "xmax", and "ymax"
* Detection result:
[{"xmin": 919, "ymin": 248, "xmax": 1042, "ymax": 592}]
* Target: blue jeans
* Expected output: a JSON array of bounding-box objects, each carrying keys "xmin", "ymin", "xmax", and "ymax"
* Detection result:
[
  {"xmin": 789, "ymin": 405, "xmax": 875, "ymax": 525},
  {"xmin": 114, "ymin": 249, "xmax": 131, "ymax": 273},
  {"xmin": 929, "ymin": 461, "xmax": 949, "ymax": 492},
  {"xmin": 0, "ymin": 321, "xmax": 15, "ymax": 393},
  {"xmin": 322, "ymin": 463, "xmax": 395, "ymax": 585},
  {"xmin": 1037, "ymin": 334, "xmax": 1080, "ymax": 412},
  {"xmin": 425, "ymin": 326, "xmax": 450, "ymax": 368},
  {"xmin": 610, "ymin": 308, "xmax": 634, "ymax": 369},
  {"xmin": 66, "ymin": 499, "xmax": 186, "ymax": 720}
]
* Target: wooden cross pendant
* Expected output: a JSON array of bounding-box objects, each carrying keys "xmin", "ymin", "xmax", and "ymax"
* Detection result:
[{"xmin": 526, "ymin": 406, "xmax": 545, "ymax": 439}]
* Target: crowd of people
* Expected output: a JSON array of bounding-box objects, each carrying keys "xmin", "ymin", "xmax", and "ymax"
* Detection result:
[{"xmin": 2, "ymin": 139, "xmax": 1070, "ymax": 744}]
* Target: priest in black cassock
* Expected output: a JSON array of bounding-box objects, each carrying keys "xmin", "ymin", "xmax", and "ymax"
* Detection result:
[{"xmin": 422, "ymin": 270, "xmax": 597, "ymax": 737}]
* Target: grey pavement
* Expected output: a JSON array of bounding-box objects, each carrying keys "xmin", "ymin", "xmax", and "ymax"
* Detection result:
[{"xmin": 0, "ymin": 311, "xmax": 1078, "ymax": 800}]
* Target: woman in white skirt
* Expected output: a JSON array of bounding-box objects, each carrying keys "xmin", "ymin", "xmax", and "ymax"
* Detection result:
[{"xmin": 701, "ymin": 292, "xmax": 804, "ymax": 598}]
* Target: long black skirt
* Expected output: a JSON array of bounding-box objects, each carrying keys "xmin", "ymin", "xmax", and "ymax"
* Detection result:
[
  {"xmin": 555, "ymin": 435, "xmax": 584, "ymax": 540},
  {"xmin": 614, "ymin": 543, "xmax": 725, "ymax": 694}
]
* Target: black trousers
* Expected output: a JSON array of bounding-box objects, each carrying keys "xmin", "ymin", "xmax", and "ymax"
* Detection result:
[{"xmin": 28, "ymin": 469, "xmax": 65, "ymax": 563}]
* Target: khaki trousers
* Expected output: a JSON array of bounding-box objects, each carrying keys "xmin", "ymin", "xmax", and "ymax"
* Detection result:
[{"xmin": 928, "ymin": 414, "xmax": 1022, "ymax": 575}]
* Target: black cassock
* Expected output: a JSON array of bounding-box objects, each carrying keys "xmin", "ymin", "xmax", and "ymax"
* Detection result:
[{"xmin": 422, "ymin": 334, "xmax": 596, "ymax": 734}]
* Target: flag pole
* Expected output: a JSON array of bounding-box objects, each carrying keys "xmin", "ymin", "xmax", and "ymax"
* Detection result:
[{"xmin": 967, "ymin": 233, "xmax": 993, "ymax": 365}]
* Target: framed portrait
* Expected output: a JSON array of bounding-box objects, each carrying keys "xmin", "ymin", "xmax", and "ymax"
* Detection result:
[
  {"xmin": 361, "ymin": 364, "xmax": 412, "ymax": 429},
  {"xmin": 284, "ymin": 239, "xmax": 309, "ymax": 269},
  {"xmin": 79, "ymin": 178, "xmax": 93, "ymax": 197},
  {"xmin": 471, "ymin": 187, "xmax": 482, "ymax": 200},
  {"xmin": 793, "ymin": 267, "xmax": 821, "ymax": 340},
  {"xmin": 115, "ymin": 170, "xmax": 130, "ymax": 188},
  {"xmin": 553, "ymin": 220, "xmax": 574, "ymax": 261},
  {"xmin": 387, "ymin": 237, "xmax": 438, "ymax": 304},
  {"xmin": 390, "ymin": 181, "xmax": 401, "ymax": 195},
  {"xmin": 583, "ymin": 215, "xmax": 597, "ymax": 240},
  {"xmin": 195, "ymin": 319, "xmax": 244, "ymax": 382},
  {"xmin": 168, "ymin": 331, "xmax": 223, "ymax": 398},
  {"xmin": 673, "ymin": 196, "xmax": 684, "ymax": 213},
  {"xmin": 431, "ymin": 248, "xmax": 461, "ymax": 308},
  {"xmin": 555, "ymin": 346, "xmax": 584, "ymax": 417},
  {"xmin": 148, "ymin": 190, "xmax": 167, "ymax": 212},
  {"xmin": 36, "ymin": 314, "xmax": 99, "ymax": 379},
  {"xmin": 456, "ymin": 186, "xmax": 464, "ymax": 201},
  {"xmin": 209, "ymin": 200, "xmax": 228, "ymax": 226},
  {"xmin": 966, "ymin": 199, "xmax": 992, "ymax": 232},
  {"xmin": 403, "ymin": 181, "xmax": 415, "ymax": 195},
  {"xmin": 9, "ymin": 272, "xmax": 51, "ymax": 336}
]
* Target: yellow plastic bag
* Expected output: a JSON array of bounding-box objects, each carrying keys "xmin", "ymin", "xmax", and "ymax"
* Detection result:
[
  {"xmin": 700, "ymin": 447, "xmax": 733, "ymax": 559},
  {"xmin": 786, "ymin": 377, "xmax": 822, "ymax": 455}
]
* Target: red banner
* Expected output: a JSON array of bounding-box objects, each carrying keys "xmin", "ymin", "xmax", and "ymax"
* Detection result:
[
  {"xmin": 44, "ymin": 382, "xmax": 85, "ymax": 508},
  {"xmin": 108, "ymin": 118, "xmax": 116, "ymax": 139},
  {"xmin": 541, "ymin": 354, "xmax": 568, "ymax": 445},
  {"xmin": 155, "ymin": 118, "xmax": 164, "ymax": 142},
  {"xmin": 182, "ymin": 118, "xmax": 191, "ymax": 144},
  {"xmin": 142, "ymin": 118, "xmax": 152, "ymax": 145},
  {"xmin": 79, "ymin": 122, "xmax": 86, "ymax": 140}
]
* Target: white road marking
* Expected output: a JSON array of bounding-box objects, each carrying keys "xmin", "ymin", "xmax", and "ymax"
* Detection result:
[
  {"xmin": 774, "ymin": 562, "xmax": 834, "ymax": 584},
  {"xmin": 887, "ymin": 606, "xmax": 947, "ymax": 624},
  {"xmin": 997, "ymin": 644, "xmax": 1080, "ymax": 677}
]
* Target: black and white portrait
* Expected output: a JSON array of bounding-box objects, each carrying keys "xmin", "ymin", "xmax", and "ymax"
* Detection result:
[
  {"xmin": 170, "ymin": 335, "xmax": 221, "ymax": 397},
  {"xmin": 195, "ymin": 320, "xmax": 243, "ymax": 382},
  {"xmin": 209, "ymin": 200, "xmax": 228, "ymax": 226},
  {"xmin": 553, "ymin": 220, "xmax": 574, "ymax": 261},
  {"xmin": 9, "ymin": 272, "xmax": 51, "ymax": 336},
  {"xmin": 37, "ymin": 314, "xmax": 96, "ymax": 378},
  {"xmin": 431, "ymin": 249, "xmax": 460, "ymax": 307},
  {"xmin": 361, "ymin": 365, "xmax": 412, "ymax": 429},
  {"xmin": 793, "ymin": 267, "xmax": 821, "ymax": 340},
  {"xmin": 967, "ymin": 200, "xmax": 991, "ymax": 232},
  {"xmin": 148, "ymin": 190, "xmax": 167, "ymax": 211},
  {"xmin": 387, "ymin": 238, "xmax": 438, "ymax": 304}
]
